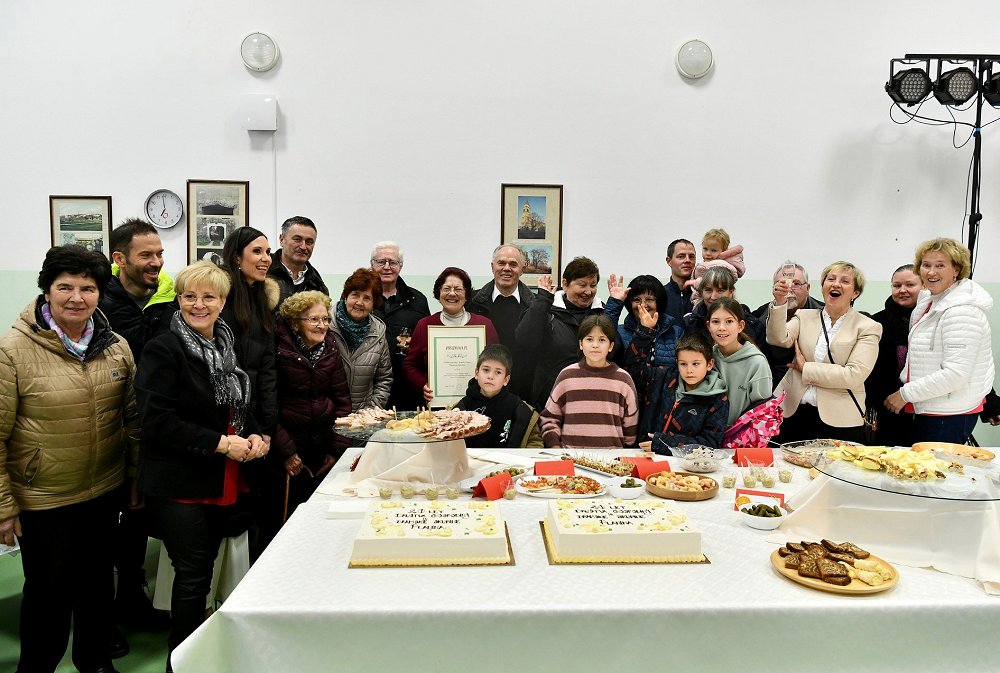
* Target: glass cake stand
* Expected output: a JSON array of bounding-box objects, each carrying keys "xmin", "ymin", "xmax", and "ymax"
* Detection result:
[{"xmin": 811, "ymin": 452, "xmax": 1000, "ymax": 502}]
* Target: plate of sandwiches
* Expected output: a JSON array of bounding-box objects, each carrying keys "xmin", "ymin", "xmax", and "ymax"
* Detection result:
[{"xmin": 770, "ymin": 539, "xmax": 898, "ymax": 595}]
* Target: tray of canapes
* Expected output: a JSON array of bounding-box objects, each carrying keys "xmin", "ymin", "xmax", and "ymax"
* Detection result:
[
  {"xmin": 771, "ymin": 540, "xmax": 898, "ymax": 595},
  {"xmin": 560, "ymin": 452, "xmax": 635, "ymax": 477},
  {"xmin": 335, "ymin": 408, "xmax": 491, "ymax": 442},
  {"xmin": 515, "ymin": 475, "xmax": 606, "ymax": 499},
  {"xmin": 645, "ymin": 471, "xmax": 718, "ymax": 501}
]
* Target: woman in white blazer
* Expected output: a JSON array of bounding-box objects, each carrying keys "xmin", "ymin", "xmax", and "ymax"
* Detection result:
[
  {"xmin": 766, "ymin": 261, "xmax": 882, "ymax": 443},
  {"xmin": 884, "ymin": 238, "xmax": 994, "ymax": 444}
]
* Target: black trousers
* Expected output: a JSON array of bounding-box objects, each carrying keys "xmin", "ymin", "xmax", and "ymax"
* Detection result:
[
  {"xmin": 112, "ymin": 497, "xmax": 152, "ymax": 600},
  {"xmin": 17, "ymin": 490, "xmax": 118, "ymax": 673},
  {"xmin": 774, "ymin": 403, "xmax": 866, "ymax": 445},
  {"xmin": 145, "ymin": 497, "xmax": 229, "ymax": 656}
]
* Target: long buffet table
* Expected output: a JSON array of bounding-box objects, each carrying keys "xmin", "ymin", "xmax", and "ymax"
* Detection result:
[{"xmin": 173, "ymin": 448, "xmax": 1000, "ymax": 673}]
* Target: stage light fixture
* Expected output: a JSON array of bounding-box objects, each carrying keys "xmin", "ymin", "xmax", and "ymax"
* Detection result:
[
  {"xmin": 933, "ymin": 66, "xmax": 978, "ymax": 105},
  {"xmin": 886, "ymin": 67, "xmax": 931, "ymax": 105},
  {"xmin": 985, "ymin": 71, "xmax": 1000, "ymax": 107}
]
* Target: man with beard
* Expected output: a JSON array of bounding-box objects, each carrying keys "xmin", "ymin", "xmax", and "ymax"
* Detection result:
[
  {"xmin": 664, "ymin": 238, "xmax": 696, "ymax": 321},
  {"xmin": 468, "ymin": 244, "xmax": 536, "ymax": 397},
  {"xmin": 99, "ymin": 218, "xmax": 176, "ymax": 655},
  {"xmin": 267, "ymin": 215, "xmax": 329, "ymax": 306},
  {"xmin": 370, "ymin": 240, "xmax": 430, "ymax": 410},
  {"xmin": 751, "ymin": 262, "xmax": 824, "ymax": 390}
]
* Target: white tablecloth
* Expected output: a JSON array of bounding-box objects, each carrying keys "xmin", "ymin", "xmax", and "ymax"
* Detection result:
[{"xmin": 173, "ymin": 450, "xmax": 1000, "ymax": 673}]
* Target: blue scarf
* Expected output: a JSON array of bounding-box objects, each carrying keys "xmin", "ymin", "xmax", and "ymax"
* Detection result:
[{"xmin": 335, "ymin": 300, "xmax": 370, "ymax": 352}]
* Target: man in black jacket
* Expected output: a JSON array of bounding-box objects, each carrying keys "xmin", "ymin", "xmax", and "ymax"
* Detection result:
[
  {"xmin": 370, "ymin": 240, "xmax": 430, "ymax": 410},
  {"xmin": 468, "ymin": 244, "xmax": 536, "ymax": 398},
  {"xmin": 100, "ymin": 218, "xmax": 176, "ymax": 651},
  {"xmin": 663, "ymin": 238, "xmax": 696, "ymax": 321},
  {"xmin": 267, "ymin": 215, "xmax": 329, "ymax": 307},
  {"xmin": 752, "ymin": 262, "xmax": 824, "ymax": 390}
]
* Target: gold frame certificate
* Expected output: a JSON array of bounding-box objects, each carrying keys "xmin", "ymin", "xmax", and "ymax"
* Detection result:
[{"xmin": 426, "ymin": 325, "xmax": 487, "ymax": 407}]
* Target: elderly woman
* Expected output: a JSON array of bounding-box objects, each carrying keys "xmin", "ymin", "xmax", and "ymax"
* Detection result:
[
  {"xmin": 264, "ymin": 291, "xmax": 352, "ymax": 538},
  {"xmin": 605, "ymin": 274, "xmax": 683, "ymax": 441},
  {"xmin": 136, "ymin": 260, "xmax": 267, "ymax": 671},
  {"xmin": 220, "ymin": 227, "xmax": 280, "ymax": 439},
  {"xmin": 404, "ymin": 267, "xmax": 500, "ymax": 404},
  {"xmin": 866, "ymin": 264, "xmax": 922, "ymax": 447},
  {"xmin": 331, "ymin": 268, "xmax": 393, "ymax": 410},
  {"xmin": 0, "ymin": 246, "xmax": 139, "ymax": 673},
  {"xmin": 516, "ymin": 256, "xmax": 605, "ymax": 411},
  {"xmin": 767, "ymin": 261, "xmax": 882, "ymax": 443},
  {"xmin": 681, "ymin": 266, "xmax": 765, "ymax": 345},
  {"xmin": 884, "ymin": 239, "xmax": 994, "ymax": 444}
]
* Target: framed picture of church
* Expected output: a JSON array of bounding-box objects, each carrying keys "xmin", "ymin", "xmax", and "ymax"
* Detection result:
[
  {"xmin": 500, "ymin": 183, "xmax": 562, "ymax": 287},
  {"xmin": 187, "ymin": 179, "xmax": 249, "ymax": 264}
]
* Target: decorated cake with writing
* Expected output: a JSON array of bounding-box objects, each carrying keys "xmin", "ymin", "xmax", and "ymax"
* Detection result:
[
  {"xmin": 350, "ymin": 501, "xmax": 510, "ymax": 567},
  {"xmin": 543, "ymin": 499, "xmax": 704, "ymax": 563}
]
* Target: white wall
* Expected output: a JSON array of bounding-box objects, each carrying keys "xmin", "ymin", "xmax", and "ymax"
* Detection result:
[{"xmin": 3, "ymin": 0, "xmax": 1000, "ymax": 284}]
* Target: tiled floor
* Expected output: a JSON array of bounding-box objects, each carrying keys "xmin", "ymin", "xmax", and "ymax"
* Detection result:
[{"xmin": 0, "ymin": 541, "xmax": 171, "ymax": 673}]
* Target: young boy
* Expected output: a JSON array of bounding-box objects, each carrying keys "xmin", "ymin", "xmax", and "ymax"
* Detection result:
[
  {"xmin": 456, "ymin": 344, "xmax": 542, "ymax": 448},
  {"xmin": 540, "ymin": 315, "xmax": 639, "ymax": 448},
  {"xmin": 648, "ymin": 333, "xmax": 729, "ymax": 454}
]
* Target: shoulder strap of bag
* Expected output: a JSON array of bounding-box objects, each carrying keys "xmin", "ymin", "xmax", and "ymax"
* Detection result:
[{"xmin": 819, "ymin": 313, "xmax": 868, "ymax": 423}]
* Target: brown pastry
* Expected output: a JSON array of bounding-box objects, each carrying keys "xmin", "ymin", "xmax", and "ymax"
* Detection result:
[
  {"xmin": 818, "ymin": 557, "xmax": 852, "ymax": 586},
  {"xmin": 786, "ymin": 542, "xmax": 806, "ymax": 553},
  {"xmin": 797, "ymin": 555, "xmax": 822, "ymax": 580},
  {"xmin": 826, "ymin": 551, "xmax": 857, "ymax": 564},
  {"xmin": 778, "ymin": 547, "xmax": 792, "ymax": 557},
  {"xmin": 804, "ymin": 543, "xmax": 828, "ymax": 558},
  {"xmin": 822, "ymin": 539, "xmax": 870, "ymax": 559},
  {"xmin": 784, "ymin": 554, "xmax": 802, "ymax": 570}
]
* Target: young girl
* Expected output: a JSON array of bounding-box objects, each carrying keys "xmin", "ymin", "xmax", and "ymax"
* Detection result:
[
  {"xmin": 540, "ymin": 314, "xmax": 639, "ymax": 448},
  {"xmin": 686, "ymin": 228, "xmax": 746, "ymax": 303},
  {"xmin": 708, "ymin": 297, "xmax": 772, "ymax": 427}
]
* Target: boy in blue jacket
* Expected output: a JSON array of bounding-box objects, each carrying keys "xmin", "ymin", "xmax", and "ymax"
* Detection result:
[{"xmin": 644, "ymin": 333, "xmax": 729, "ymax": 454}]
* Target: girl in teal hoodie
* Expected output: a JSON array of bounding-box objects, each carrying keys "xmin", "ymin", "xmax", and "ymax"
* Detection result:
[{"xmin": 708, "ymin": 298, "xmax": 772, "ymax": 427}]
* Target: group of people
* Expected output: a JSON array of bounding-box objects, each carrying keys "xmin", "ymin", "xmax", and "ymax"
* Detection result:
[{"xmin": 0, "ymin": 216, "xmax": 994, "ymax": 673}]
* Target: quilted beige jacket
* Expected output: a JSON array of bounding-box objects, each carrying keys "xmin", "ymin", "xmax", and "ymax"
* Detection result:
[{"xmin": 0, "ymin": 300, "xmax": 140, "ymax": 521}]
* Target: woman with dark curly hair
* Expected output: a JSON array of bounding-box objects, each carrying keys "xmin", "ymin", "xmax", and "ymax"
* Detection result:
[
  {"xmin": 403, "ymin": 267, "xmax": 499, "ymax": 404},
  {"xmin": 330, "ymin": 268, "xmax": 393, "ymax": 410},
  {"xmin": 1, "ymin": 245, "xmax": 140, "ymax": 673}
]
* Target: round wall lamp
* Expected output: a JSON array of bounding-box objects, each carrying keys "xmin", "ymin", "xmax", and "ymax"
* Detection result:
[
  {"xmin": 676, "ymin": 39, "xmax": 714, "ymax": 79},
  {"xmin": 241, "ymin": 32, "xmax": 279, "ymax": 72}
]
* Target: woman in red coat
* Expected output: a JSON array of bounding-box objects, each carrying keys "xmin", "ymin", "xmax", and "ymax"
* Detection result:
[
  {"xmin": 403, "ymin": 267, "xmax": 499, "ymax": 404},
  {"xmin": 260, "ymin": 291, "xmax": 351, "ymax": 543}
]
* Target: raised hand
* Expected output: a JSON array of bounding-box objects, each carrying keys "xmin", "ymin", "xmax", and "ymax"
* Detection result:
[
  {"xmin": 608, "ymin": 274, "xmax": 627, "ymax": 301},
  {"xmin": 538, "ymin": 274, "xmax": 555, "ymax": 295}
]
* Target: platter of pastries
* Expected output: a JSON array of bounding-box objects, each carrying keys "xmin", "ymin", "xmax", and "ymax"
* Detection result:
[
  {"xmin": 645, "ymin": 471, "xmax": 718, "ymax": 501},
  {"xmin": 335, "ymin": 408, "xmax": 491, "ymax": 442},
  {"xmin": 823, "ymin": 445, "xmax": 962, "ymax": 481},
  {"xmin": 515, "ymin": 475, "xmax": 606, "ymax": 499},
  {"xmin": 561, "ymin": 452, "xmax": 635, "ymax": 477},
  {"xmin": 913, "ymin": 442, "xmax": 995, "ymax": 463},
  {"xmin": 770, "ymin": 540, "xmax": 898, "ymax": 595}
]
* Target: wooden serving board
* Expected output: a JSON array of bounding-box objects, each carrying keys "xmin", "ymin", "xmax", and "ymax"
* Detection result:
[
  {"xmin": 769, "ymin": 549, "xmax": 898, "ymax": 595},
  {"xmin": 645, "ymin": 471, "xmax": 718, "ymax": 501}
]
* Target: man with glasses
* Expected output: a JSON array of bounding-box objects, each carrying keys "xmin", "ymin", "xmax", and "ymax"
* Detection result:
[
  {"xmin": 752, "ymin": 262, "xmax": 824, "ymax": 390},
  {"xmin": 99, "ymin": 218, "xmax": 177, "ymax": 656},
  {"xmin": 268, "ymin": 215, "xmax": 329, "ymax": 306},
  {"xmin": 369, "ymin": 241, "xmax": 429, "ymax": 410},
  {"xmin": 468, "ymin": 244, "xmax": 536, "ymax": 397}
]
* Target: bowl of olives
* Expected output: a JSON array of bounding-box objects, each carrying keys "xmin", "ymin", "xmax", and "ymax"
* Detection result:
[{"xmin": 607, "ymin": 476, "xmax": 645, "ymax": 499}]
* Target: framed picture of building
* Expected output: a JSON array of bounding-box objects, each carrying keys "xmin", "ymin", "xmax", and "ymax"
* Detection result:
[
  {"xmin": 49, "ymin": 195, "xmax": 112, "ymax": 255},
  {"xmin": 187, "ymin": 179, "xmax": 249, "ymax": 264},
  {"xmin": 500, "ymin": 183, "xmax": 563, "ymax": 287}
]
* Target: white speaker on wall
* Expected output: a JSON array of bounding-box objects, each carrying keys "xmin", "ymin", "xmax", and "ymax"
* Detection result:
[{"xmin": 239, "ymin": 93, "xmax": 278, "ymax": 132}]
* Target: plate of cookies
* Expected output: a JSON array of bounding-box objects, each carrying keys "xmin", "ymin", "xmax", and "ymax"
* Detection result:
[{"xmin": 770, "ymin": 540, "xmax": 898, "ymax": 595}]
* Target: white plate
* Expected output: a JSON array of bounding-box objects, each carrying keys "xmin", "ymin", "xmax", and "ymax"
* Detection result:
[
  {"xmin": 459, "ymin": 467, "xmax": 532, "ymax": 492},
  {"xmin": 514, "ymin": 475, "xmax": 606, "ymax": 499}
]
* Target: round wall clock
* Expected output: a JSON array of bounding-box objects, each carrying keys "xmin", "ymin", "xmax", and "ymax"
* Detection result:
[{"xmin": 145, "ymin": 189, "xmax": 184, "ymax": 229}]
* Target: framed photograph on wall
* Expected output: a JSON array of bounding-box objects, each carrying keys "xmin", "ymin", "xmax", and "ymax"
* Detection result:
[
  {"xmin": 500, "ymin": 183, "xmax": 563, "ymax": 287},
  {"xmin": 49, "ymin": 195, "xmax": 112, "ymax": 254},
  {"xmin": 187, "ymin": 179, "xmax": 249, "ymax": 264}
]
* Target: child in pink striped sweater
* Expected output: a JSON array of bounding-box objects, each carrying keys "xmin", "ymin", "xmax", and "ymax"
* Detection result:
[{"xmin": 540, "ymin": 315, "xmax": 639, "ymax": 448}]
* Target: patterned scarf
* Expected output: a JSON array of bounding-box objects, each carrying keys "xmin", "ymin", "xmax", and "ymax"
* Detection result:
[
  {"xmin": 335, "ymin": 300, "xmax": 369, "ymax": 352},
  {"xmin": 293, "ymin": 330, "xmax": 326, "ymax": 366},
  {"xmin": 41, "ymin": 302, "xmax": 94, "ymax": 361},
  {"xmin": 169, "ymin": 311, "xmax": 251, "ymax": 435}
]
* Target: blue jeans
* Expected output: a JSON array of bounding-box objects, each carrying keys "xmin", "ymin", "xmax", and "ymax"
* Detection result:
[{"xmin": 912, "ymin": 412, "xmax": 979, "ymax": 444}]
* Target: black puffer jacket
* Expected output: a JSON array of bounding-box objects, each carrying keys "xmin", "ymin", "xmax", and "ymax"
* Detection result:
[
  {"xmin": 267, "ymin": 251, "xmax": 329, "ymax": 308},
  {"xmin": 98, "ymin": 272, "xmax": 177, "ymax": 362},
  {"xmin": 515, "ymin": 290, "xmax": 604, "ymax": 411}
]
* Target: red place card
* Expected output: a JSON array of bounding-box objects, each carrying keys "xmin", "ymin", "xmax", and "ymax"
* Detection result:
[
  {"xmin": 734, "ymin": 448, "xmax": 775, "ymax": 467},
  {"xmin": 533, "ymin": 460, "xmax": 575, "ymax": 476},
  {"xmin": 622, "ymin": 456, "xmax": 669, "ymax": 479},
  {"xmin": 733, "ymin": 488, "xmax": 785, "ymax": 511},
  {"xmin": 472, "ymin": 473, "xmax": 512, "ymax": 501}
]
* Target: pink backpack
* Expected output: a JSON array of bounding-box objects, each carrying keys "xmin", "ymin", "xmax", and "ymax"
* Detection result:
[{"xmin": 722, "ymin": 391, "xmax": 786, "ymax": 448}]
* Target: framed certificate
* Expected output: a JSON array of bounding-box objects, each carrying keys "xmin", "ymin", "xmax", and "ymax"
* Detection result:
[{"xmin": 426, "ymin": 325, "xmax": 487, "ymax": 407}]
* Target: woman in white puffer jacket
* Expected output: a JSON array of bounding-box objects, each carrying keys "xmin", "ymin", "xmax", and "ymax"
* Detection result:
[{"xmin": 885, "ymin": 238, "xmax": 994, "ymax": 444}]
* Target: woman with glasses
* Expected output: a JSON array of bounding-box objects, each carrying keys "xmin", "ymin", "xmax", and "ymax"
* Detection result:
[
  {"xmin": 136, "ymin": 261, "xmax": 266, "ymax": 672},
  {"xmin": 331, "ymin": 268, "xmax": 393, "ymax": 411},
  {"xmin": 263, "ymin": 290, "xmax": 352, "ymax": 539},
  {"xmin": 403, "ymin": 267, "xmax": 499, "ymax": 404}
]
